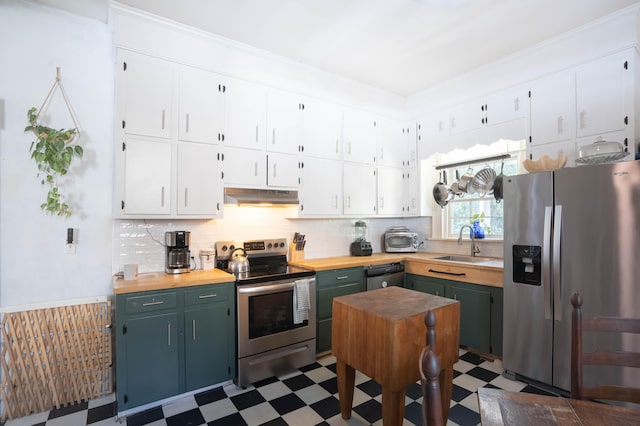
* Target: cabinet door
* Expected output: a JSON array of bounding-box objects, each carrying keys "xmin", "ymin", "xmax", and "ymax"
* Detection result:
[
  {"xmin": 408, "ymin": 275, "xmax": 446, "ymax": 297},
  {"xmin": 484, "ymin": 85, "xmax": 527, "ymax": 126},
  {"xmin": 343, "ymin": 108, "xmax": 376, "ymax": 164},
  {"xmin": 527, "ymin": 139, "xmax": 576, "ymax": 168},
  {"xmin": 178, "ymin": 67, "xmax": 223, "ymax": 143},
  {"xmin": 184, "ymin": 304, "xmax": 231, "ymax": 390},
  {"xmin": 343, "ymin": 163, "xmax": 377, "ymax": 216},
  {"xmin": 303, "ymin": 98, "xmax": 342, "ymax": 160},
  {"xmin": 376, "ymin": 166, "xmax": 404, "ymax": 217},
  {"xmin": 376, "ymin": 118, "xmax": 406, "ymax": 168},
  {"xmin": 448, "ymin": 283, "xmax": 491, "ymax": 353},
  {"xmin": 222, "ymin": 147, "xmax": 266, "ymax": 187},
  {"xmin": 119, "ymin": 51, "xmax": 173, "ymax": 139},
  {"xmin": 123, "ymin": 138, "xmax": 172, "ymax": 215},
  {"xmin": 529, "ymin": 70, "xmax": 574, "ymax": 146},
  {"xmin": 404, "ymin": 125, "xmax": 417, "ymax": 168},
  {"xmin": 122, "ymin": 312, "xmax": 179, "ymax": 408},
  {"xmin": 449, "ymin": 99, "xmax": 482, "ymax": 135},
  {"xmin": 576, "ymin": 50, "xmax": 630, "ymax": 138},
  {"xmin": 405, "ymin": 167, "xmax": 418, "ymax": 217},
  {"xmin": 177, "ymin": 143, "xmax": 222, "ymax": 216},
  {"xmin": 267, "ymin": 152, "xmax": 299, "ymax": 188},
  {"xmin": 267, "ymin": 89, "xmax": 303, "ymax": 155},
  {"xmin": 299, "ymin": 157, "xmax": 342, "ymax": 216},
  {"xmin": 222, "ymin": 78, "xmax": 267, "ymax": 150}
]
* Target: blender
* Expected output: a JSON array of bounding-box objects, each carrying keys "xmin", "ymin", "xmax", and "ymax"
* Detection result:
[{"xmin": 350, "ymin": 220, "xmax": 372, "ymax": 256}]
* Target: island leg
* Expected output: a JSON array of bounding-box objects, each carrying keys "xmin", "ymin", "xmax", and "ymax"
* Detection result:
[
  {"xmin": 382, "ymin": 387, "xmax": 406, "ymax": 426},
  {"xmin": 336, "ymin": 359, "xmax": 355, "ymax": 419}
]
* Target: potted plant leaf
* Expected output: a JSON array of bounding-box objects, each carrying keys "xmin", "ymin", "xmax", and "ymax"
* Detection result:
[{"xmin": 25, "ymin": 107, "xmax": 83, "ymax": 217}]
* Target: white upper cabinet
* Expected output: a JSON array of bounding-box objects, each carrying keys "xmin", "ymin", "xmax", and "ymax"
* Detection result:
[
  {"xmin": 529, "ymin": 70, "xmax": 575, "ymax": 146},
  {"xmin": 343, "ymin": 162, "xmax": 377, "ymax": 216},
  {"xmin": 121, "ymin": 138, "xmax": 173, "ymax": 215},
  {"xmin": 267, "ymin": 89, "xmax": 304, "ymax": 155},
  {"xmin": 482, "ymin": 85, "xmax": 527, "ymax": 126},
  {"xmin": 178, "ymin": 67, "xmax": 224, "ymax": 144},
  {"xmin": 376, "ymin": 118, "xmax": 407, "ymax": 168},
  {"xmin": 220, "ymin": 147, "xmax": 266, "ymax": 188},
  {"xmin": 266, "ymin": 152, "xmax": 300, "ymax": 188},
  {"xmin": 299, "ymin": 157, "xmax": 342, "ymax": 217},
  {"xmin": 376, "ymin": 166, "xmax": 405, "ymax": 217},
  {"xmin": 343, "ymin": 108, "xmax": 376, "ymax": 164},
  {"xmin": 176, "ymin": 143, "xmax": 222, "ymax": 216},
  {"xmin": 448, "ymin": 99, "xmax": 482, "ymax": 135},
  {"xmin": 302, "ymin": 98, "xmax": 342, "ymax": 160},
  {"xmin": 119, "ymin": 51, "xmax": 174, "ymax": 139},
  {"xmin": 404, "ymin": 167, "xmax": 418, "ymax": 217},
  {"xmin": 575, "ymin": 50, "xmax": 630, "ymax": 139},
  {"xmin": 222, "ymin": 78, "xmax": 267, "ymax": 150},
  {"xmin": 404, "ymin": 125, "xmax": 417, "ymax": 168}
]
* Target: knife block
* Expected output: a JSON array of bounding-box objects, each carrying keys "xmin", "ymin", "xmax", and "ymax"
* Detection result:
[{"xmin": 289, "ymin": 243, "xmax": 304, "ymax": 262}]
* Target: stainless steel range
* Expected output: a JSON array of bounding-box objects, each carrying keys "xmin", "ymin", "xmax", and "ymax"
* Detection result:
[{"xmin": 215, "ymin": 238, "xmax": 316, "ymax": 387}]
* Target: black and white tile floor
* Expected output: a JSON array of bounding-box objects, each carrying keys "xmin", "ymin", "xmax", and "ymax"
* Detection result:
[{"xmin": 4, "ymin": 350, "xmax": 557, "ymax": 426}]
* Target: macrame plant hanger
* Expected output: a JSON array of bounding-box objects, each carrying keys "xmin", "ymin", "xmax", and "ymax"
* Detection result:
[{"xmin": 36, "ymin": 67, "xmax": 81, "ymax": 138}]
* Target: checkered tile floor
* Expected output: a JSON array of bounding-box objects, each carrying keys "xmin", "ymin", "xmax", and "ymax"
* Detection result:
[{"xmin": 3, "ymin": 350, "xmax": 559, "ymax": 426}]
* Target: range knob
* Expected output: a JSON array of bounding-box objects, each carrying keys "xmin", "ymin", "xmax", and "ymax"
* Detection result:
[
  {"xmin": 267, "ymin": 243, "xmax": 273, "ymax": 249},
  {"xmin": 279, "ymin": 242, "xmax": 285, "ymax": 248},
  {"xmin": 221, "ymin": 245, "xmax": 228, "ymax": 252},
  {"xmin": 229, "ymin": 245, "xmax": 235, "ymax": 251}
]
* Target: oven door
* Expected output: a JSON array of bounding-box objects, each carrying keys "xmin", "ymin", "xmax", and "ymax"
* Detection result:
[{"xmin": 237, "ymin": 277, "xmax": 316, "ymax": 358}]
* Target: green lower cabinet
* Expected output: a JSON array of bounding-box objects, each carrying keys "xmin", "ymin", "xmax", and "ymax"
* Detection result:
[
  {"xmin": 116, "ymin": 282, "xmax": 235, "ymax": 412},
  {"xmin": 405, "ymin": 273, "xmax": 503, "ymax": 357},
  {"xmin": 448, "ymin": 283, "xmax": 491, "ymax": 354},
  {"xmin": 122, "ymin": 312, "xmax": 180, "ymax": 408},
  {"xmin": 406, "ymin": 274, "xmax": 446, "ymax": 297},
  {"xmin": 316, "ymin": 267, "xmax": 364, "ymax": 353},
  {"xmin": 184, "ymin": 304, "xmax": 232, "ymax": 391}
]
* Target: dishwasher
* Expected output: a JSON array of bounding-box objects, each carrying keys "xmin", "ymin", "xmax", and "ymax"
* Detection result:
[{"xmin": 365, "ymin": 262, "xmax": 405, "ymax": 290}]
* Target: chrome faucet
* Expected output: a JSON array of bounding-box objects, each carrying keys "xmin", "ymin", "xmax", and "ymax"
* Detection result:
[{"xmin": 458, "ymin": 225, "xmax": 481, "ymax": 257}]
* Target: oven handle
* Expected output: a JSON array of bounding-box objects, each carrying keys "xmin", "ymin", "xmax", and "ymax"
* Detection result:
[{"xmin": 237, "ymin": 279, "xmax": 313, "ymax": 295}]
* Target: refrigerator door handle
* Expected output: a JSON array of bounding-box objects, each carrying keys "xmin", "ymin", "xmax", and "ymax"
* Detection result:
[
  {"xmin": 543, "ymin": 206, "xmax": 553, "ymax": 319},
  {"xmin": 553, "ymin": 205, "xmax": 563, "ymax": 321}
]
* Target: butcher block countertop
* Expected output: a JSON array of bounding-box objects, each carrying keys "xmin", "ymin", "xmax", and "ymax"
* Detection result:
[
  {"xmin": 113, "ymin": 252, "xmax": 504, "ymax": 294},
  {"xmin": 113, "ymin": 268, "xmax": 236, "ymax": 295},
  {"xmin": 291, "ymin": 252, "xmax": 504, "ymax": 288}
]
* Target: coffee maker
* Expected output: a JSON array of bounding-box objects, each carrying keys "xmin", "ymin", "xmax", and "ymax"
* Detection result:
[{"xmin": 165, "ymin": 231, "xmax": 191, "ymax": 274}]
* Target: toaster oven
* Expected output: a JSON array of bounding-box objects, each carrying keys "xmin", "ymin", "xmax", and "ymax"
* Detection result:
[{"xmin": 384, "ymin": 227, "xmax": 419, "ymax": 253}]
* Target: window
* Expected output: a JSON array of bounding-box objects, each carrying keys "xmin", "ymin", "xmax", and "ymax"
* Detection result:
[
  {"xmin": 432, "ymin": 139, "xmax": 525, "ymax": 240},
  {"xmin": 442, "ymin": 157, "xmax": 519, "ymax": 239}
]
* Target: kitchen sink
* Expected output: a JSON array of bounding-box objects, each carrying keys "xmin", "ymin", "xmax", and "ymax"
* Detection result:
[{"xmin": 433, "ymin": 255, "xmax": 497, "ymax": 263}]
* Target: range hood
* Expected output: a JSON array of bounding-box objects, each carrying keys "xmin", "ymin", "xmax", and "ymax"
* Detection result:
[{"xmin": 224, "ymin": 188, "xmax": 299, "ymax": 206}]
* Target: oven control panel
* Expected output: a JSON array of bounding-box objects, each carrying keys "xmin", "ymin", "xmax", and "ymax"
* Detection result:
[{"xmin": 215, "ymin": 238, "xmax": 288, "ymax": 259}]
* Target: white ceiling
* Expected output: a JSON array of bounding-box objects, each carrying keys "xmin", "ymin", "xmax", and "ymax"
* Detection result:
[{"xmin": 117, "ymin": 0, "xmax": 640, "ymax": 97}]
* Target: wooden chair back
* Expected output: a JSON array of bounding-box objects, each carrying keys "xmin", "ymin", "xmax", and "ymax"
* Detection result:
[
  {"xmin": 419, "ymin": 310, "xmax": 444, "ymax": 426},
  {"xmin": 571, "ymin": 292, "xmax": 640, "ymax": 404}
]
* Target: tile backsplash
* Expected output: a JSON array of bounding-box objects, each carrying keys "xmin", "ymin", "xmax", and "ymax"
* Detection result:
[{"xmin": 113, "ymin": 206, "xmax": 432, "ymax": 274}]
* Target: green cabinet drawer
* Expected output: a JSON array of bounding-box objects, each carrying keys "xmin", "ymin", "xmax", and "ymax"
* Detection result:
[
  {"xmin": 318, "ymin": 282, "xmax": 363, "ymax": 319},
  {"xmin": 316, "ymin": 267, "xmax": 363, "ymax": 287},
  {"xmin": 184, "ymin": 283, "xmax": 231, "ymax": 307},
  {"xmin": 124, "ymin": 291, "xmax": 178, "ymax": 314}
]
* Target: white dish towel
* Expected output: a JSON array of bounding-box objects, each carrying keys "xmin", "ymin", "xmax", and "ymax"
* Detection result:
[{"xmin": 293, "ymin": 279, "xmax": 310, "ymax": 324}]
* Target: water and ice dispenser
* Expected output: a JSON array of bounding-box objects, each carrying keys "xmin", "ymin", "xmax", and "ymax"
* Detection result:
[{"xmin": 512, "ymin": 245, "xmax": 542, "ymax": 285}]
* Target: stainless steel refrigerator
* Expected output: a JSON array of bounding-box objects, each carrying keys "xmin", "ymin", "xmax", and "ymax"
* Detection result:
[{"xmin": 503, "ymin": 159, "xmax": 640, "ymax": 392}]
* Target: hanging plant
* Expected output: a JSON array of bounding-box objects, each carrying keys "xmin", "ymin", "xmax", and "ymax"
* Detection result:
[
  {"xmin": 25, "ymin": 107, "xmax": 83, "ymax": 217},
  {"xmin": 25, "ymin": 67, "xmax": 83, "ymax": 218}
]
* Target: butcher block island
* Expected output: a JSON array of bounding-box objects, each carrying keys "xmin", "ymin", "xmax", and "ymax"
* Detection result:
[{"xmin": 332, "ymin": 286, "xmax": 460, "ymax": 426}]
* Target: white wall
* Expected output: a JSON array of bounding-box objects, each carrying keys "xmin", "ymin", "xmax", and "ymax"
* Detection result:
[{"xmin": 0, "ymin": 0, "xmax": 114, "ymax": 306}]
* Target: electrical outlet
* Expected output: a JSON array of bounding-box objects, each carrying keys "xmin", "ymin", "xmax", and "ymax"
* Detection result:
[{"xmin": 65, "ymin": 243, "xmax": 76, "ymax": 255}]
